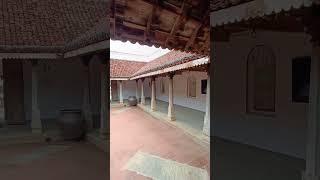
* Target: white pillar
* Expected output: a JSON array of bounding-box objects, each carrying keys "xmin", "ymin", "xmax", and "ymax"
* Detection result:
[
  {"xmin": 141, "ymin": 79, "xmax": 145, "ymax": 105},
  {"xmin": 203, "ymin": 73, "xmax": 210, "ymax": 136},
  {"xmin": 151, "ymin": 77, "xmax": 156, "ymax": 111},
  {"xmin": 0, "ymin": 58, "xmax": 5, "ymax": 127},
  {"xmin": 303, "ymin": 46, "xmax": 320, "ymax": 180},
  {"xmin": 136, "ymin": 80, "xmax": 139, "ymax": 102},
  {"xmin": 119, "ymin": 80, "xmax": 123, "ymax": 104},
  {"xmin": 31, "ymin": 60, "xmax": 42, "ymax": 133},
  {"xmin": 168, "ymin": 74, "xmax": 175, "ymax": 121},
  {"xmin": 100, "ymin": 60, "xmax": 108, "ymax": 139}
]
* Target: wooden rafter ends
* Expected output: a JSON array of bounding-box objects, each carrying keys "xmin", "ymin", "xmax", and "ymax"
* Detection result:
[{"xmin": 111, "ymin": 0, "xmax": 210, "ymax": 55}]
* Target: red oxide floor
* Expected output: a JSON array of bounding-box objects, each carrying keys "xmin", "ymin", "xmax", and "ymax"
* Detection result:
[
  {"xmin": 0, "ymin": 142, "xmax": 107, "ymax": 180},
  {"xmin": 110, "ymin": 106, "xmax": 209, "ymax": 180}
]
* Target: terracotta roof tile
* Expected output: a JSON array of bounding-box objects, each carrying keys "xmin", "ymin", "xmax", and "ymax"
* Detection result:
[
  {"xmin": 110, "ymin": 59, "xmax": 147, "ymax": 78},
  {"xmin": 132, "ymin": 51, "xmax": 205, "ymax": 77},
  {"xmin": 0, "ymin": 0, "xmax": 108, "ymax": 53}
]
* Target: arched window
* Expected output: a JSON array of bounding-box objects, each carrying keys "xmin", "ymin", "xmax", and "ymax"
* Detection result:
[
  {"xmin": 247, "ymin": 45, "xmax": 276, "ymax": 114},
  {"xmin": 187, "ymin": 76, "xmax": 197, "ymax": 98}
]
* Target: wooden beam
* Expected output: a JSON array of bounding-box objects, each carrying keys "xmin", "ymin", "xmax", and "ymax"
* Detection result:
[
  {"xmin": 145, "ymin": 4, "xmax": 155, "ymax": 41},
  {"xmin": 185, "ymin": 10, "xmax": 210, "ymax": 51},
  {"xmin": 118, "ymin": 21, "xmax": 193, "ymax": 41},
  {"xmin": 165, "ymin": 0, "xmax": 186, "ymax": 46}
]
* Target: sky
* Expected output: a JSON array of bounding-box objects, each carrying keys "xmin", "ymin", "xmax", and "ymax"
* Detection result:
[{"xmin": 110, "ymin": 40, "xmax": 170, "ymax": 62}]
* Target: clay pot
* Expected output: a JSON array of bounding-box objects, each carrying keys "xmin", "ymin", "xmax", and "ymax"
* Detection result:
[
  {"xmin": 128, "ymin": 96, "xmax": 137, "ymax": 106},
  {"xmin": 58, "ymin": 109, "xmax": 84, "ymax": 140}
]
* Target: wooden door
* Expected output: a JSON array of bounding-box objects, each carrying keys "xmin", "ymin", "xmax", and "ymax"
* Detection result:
[
  {"xmin": 111, "ymin": 81, "xmax": 118, "ymax": 101},
  {"xmin": 3, "ymin": 60, "xmax": 25, "ymax": 125}
]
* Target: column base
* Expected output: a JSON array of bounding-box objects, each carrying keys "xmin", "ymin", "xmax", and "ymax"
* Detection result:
[
  {"xmin": 203, "ymin": 116, "xmax": 210, "ymax": 136},
  {"xmin": 31, "ymin": 109, "xmax": 42, "ymax": 133},
  {"xmin": 302, "ymin": 171, "xmax": 320, "ymax": 180},
  {"xmin": 168, "ymin": 116, "xmax": 175, "ymax": 121},
  {"xmin": 151, "ymin": 100, "xmax": 156, "ymax": 111}
]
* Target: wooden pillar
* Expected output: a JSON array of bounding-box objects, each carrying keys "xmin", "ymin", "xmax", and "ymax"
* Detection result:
[
  {"xmin": 0, "ymin": 58, "xmax": 5, "ymax": 127},
  {"xmin": 151, "ymin": 77, "xmax": 156, "ymax": 111},
  {"xmin": 303, "ymin": 46, "xmax": 320, "ymax": 180},
  {"xmin": 31, "ymin": 60, "xmax": 42, "ymax": 133},
  {"xmin": 141, "ymin": 78, "xmax": 145, "ymax": 105},
  {"xmin": 168, "ymin": 73, "xmax": 175, "ymax": 121},
  {"xmin": 119, "ymin": 80, "xmax": 123, "ymax": 104},
  {"xmin": 203, "ymin": 71, "xmax": 210, "ymax": 136},
  {"xmin": 81, "ymin": 57, "xmax": 93, "ymax": 131},
  {"xmin": 136, "ymin": 80, "xmax": 139, "ymax": 102},
  {"xmin": 99, "ymin": 54, "xmax": 108, "ymax": 139}
]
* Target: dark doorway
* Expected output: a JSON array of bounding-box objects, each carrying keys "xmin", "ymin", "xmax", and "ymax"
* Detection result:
[
  {"xmin": 3, "ymin": 60, "xmax": 26, "ymax": 125},
  {"xmin": 111, "ymin": 81, "xmax": 119, "ymax": 101}
]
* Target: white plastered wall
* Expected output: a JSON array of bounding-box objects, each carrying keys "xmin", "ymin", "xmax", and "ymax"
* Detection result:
[
  {"xmin": 212, "ymin": 30, "xmax": 312, "ymax": 159},
  {"xmin": 155, "ymin": 71, "xmax": 208, "ymax": 112},
  {"xmin": 114, "ymin": 79, "xmax": 151, "ymax": 100}
]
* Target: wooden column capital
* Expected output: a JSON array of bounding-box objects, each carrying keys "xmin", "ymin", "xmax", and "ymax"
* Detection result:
[{"xmin": 168, "ymin": 73, "xmax": 174, "ymax": 79}]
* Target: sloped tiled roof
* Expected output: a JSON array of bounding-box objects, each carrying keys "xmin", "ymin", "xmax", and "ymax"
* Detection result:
[
  {"xmin": 110, "ymin": 59, "xmax": 147, "ymax": 78},
  {"xmin": 132, "ymin": 51, "xmax": 205, "ymax": 77},
  {"xmin": 0, "ymin": 0, "xmax": 108, "ymax": 53}
]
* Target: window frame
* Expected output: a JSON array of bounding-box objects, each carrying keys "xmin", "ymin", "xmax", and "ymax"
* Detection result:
[{"xmin": 187, "ymin": 76, "xmax": 197, "ymax": 98}]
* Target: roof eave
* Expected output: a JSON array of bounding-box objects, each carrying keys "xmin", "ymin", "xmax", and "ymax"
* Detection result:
[
  {"xmin": 110, "ymin": 77, "xmax": 130, "ymax": 81},
  {"xmin": 130, "ymin": 57, "xmax": 209, "ymax": 80}
]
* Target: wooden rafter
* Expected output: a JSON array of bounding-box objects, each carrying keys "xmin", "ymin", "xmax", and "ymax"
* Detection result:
[
  {"xmin": 111, "ymin": 0, "xmax": 210, "ymax": 54},
  {"xmin": 118, "ymin": 20, "xmax": 195, "ymax": 41},
  {"xmin": 165, "ymin": 0, "xmax": 186, "ymax": 46},
  {"xmin": 185, "ymin": 9, "xmax": 210, "ymax": 51},
  {"xmin": 145, "ymin": 3, "xmax": 155, "ymax": 41}
]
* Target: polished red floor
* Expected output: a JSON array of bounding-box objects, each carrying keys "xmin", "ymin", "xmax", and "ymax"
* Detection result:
[{"xmin": 110, "ymin": 106, "xmax": 209, "ymax": 180}]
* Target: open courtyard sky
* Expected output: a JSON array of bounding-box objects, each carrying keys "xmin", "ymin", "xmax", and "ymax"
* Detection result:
[{"xmin": 110, "ymin": 40, "xmax": 170, "ymax": 62}]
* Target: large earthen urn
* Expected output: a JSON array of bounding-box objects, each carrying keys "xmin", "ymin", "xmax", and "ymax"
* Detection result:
[
  {"xmin": 58, "ymin": 109, "xmax": 84, "ymax": 140},
  {"xmin": 128, "ymin": 96, "xmax": 137, "ymax": 106}
]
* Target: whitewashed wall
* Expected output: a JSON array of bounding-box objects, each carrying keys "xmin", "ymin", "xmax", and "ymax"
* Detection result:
[
  {"xmin": 155, "ymin": 71, "xmax": 208, "ymax": 112},
  {"xmin": 113, "ymin": 79, "xmax": 151, "ymax": 100},
  {"xmin": 212, "ymin": 30, "xmax": 312, "ymax": 159},
  {"xmin": 23, "ymin": 58, "xmax": 88, "ymax": 120}
]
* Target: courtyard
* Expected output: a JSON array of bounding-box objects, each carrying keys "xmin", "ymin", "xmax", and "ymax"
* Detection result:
[{"xmin": 110, "ymin": 106, "xmax": 210, "ymax": 180}]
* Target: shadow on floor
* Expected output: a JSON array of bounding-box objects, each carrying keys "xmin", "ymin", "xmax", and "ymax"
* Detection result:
[
  {"xmin": 213, "ymin": 137, "xmax": 305, "ymax": 180},
  {"xmin": 143, "ymin": 99, "xmax": 205, "ymax": 131}
]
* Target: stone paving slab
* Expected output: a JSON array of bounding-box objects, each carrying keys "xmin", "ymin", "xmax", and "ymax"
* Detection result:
[{"xmin": 124, "ymin": 151, "xmax": 209, "ymax": 180}]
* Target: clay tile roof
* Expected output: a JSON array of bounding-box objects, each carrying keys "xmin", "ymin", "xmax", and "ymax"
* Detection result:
[
  {"xmin": 0, "ymin": 0, "xmax": 108, "ymax": 53},
  {"xmin": 132, "ymin": 51, "xmax": 205, "ymax": 77},
  {"xmin": 110, "ymin": 59, "xmax": 147, "ymax": 78}
]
